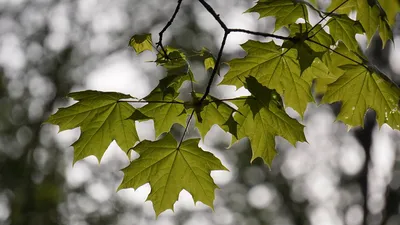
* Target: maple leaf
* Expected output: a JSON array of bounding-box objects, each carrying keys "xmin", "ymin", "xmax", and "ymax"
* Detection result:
[
  {"xmin": 302, "ymin": 42, "xmax": 362, "ymax": 94},
  {"xmin": 119, "ymin": 134, "xmax": 227, "ymax": 216},
  {"xmin": 247, "ymin": 0, "xmax": 308, "ymax": 31},
  {"xmin": 327, "ymin": 14, "xmax": 364, "ymax": 52},
  {"xmin": 137, "ymin": 88, "xmax": 187, "ymax": 139},
  {"xmin": 283, "ymin": 23, "xmax": 334, "ymax": 72},
  {"xmin": 233, "ymin": 77, "xmax": 306, "ymax": 166},
  {"xmin": 322, "ymin": 64, "xmax": 400, "ymax": 129},
  {"xmin": 328, "ymin": 0, "xmax": 393, "ymax": 47},
  {"xmin": 46, "ymin": 91, "xmax": 140, "ymax": 163},
  {"xmin": 379, "ymin": 0, "xmax": 400, "ymax": 26},
  {"xmin": 155, "ymin": 47, "xmax": 194, "ymax": 96},
  {"xmin": 193, "ymin": 96, "xmax": 237, "ymax": 139},
  {"xmin": 326, "ymin": 0, "xmax": 357, "ymax": 14},
  {"xmin": 129, "ymin": 34, "xmax": 153, "ymax": 54},
  {"xmin": 221, "ymin": 40, "xmax": 313, "ymax": 116}
]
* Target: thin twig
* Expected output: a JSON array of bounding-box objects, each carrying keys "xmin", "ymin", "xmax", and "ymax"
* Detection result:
[
  {"xmin": 229, "ymin": 29, "xmax": 293, "ymax": 40},
  {"xmin": 307, "ymin": 39, "xmax": 367, "ymax": 68},
  {"xmin": 156, "ymin": 0, "xmax": 183, "ymax": 58},
  {"xmin": 209, "ymin": 97, "xmax": 255, "ymax": 102},
  {"xmin": 307, "ymin": 19, "xmax": 333, "ymax": 40},
  {"xmin": 197, "ymin": 0, "xmax": 228, "ymax": 31},
  {"xmin": 177, "ymin": 110, "xmax": 195, "ymax": 149},
  {"xmin": 307, "ymin": 0, "xmax": 348, "ymax": 35},
  {"xmin": 200, "ymin": 31, "xmax": 229, "ymax": 102}
]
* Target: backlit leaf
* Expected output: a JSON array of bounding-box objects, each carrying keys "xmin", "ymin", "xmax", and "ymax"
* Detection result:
[
  {"xmin": 327, "ymin": 14, "xmax": 364, "ymax": 52},
  {"xmin": 119, "ymin": 134, "xmax": 227, "ymax": 216},
  {"xmin": 46, "ymin": 91, "xmax": 139, "ymax": 163},
  {"xmin": 233, "ymin": 77, "xmax": 306, "ymax": 166},
  {"xmin": 221, "ymin": 40, "xmax": 313, "ymax": 116},
  {"xmin": 129, "ymin": 34, "xmax": 153, "ymax": 54},
  {"xmin": 322, "ymin": 65, "xmax": 400, "ymax": 128},
  {"xmin": 247, "ymin": 0, "xmax": 308, "ymax": 31}
]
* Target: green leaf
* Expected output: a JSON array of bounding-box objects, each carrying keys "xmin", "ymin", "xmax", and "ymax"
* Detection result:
[
  {"xmin": 303, "ymin": 42, "xmax": 362, "ymax": 94},
  {"xmin": 138, "ymin": 89, "xmax": 187, "ymax": 139},
  {"xmin": 379, "ymin": 0, "xmax": 400, "ymax": 26},
  {"xmin": 356, "ymin": 0, "xmax": 392, "ymax": 46},
  {"xmin": 328, "ymin": 0, "xmax": 393, "ymax": 47},
  {"xmin": 326, "ymin": 0, "xmax": 357, "ymax": 14},
  {"xmin": 247, "ymin": 0, "xmax": 308, "ymax": 31},
  {"xmin": 283, "ymin": 23, "xmax": 333, "ymax": 72},
  {"xmin": 155, "ymin": 47, "xmax": 194, "ymax": 96},
  {"xmin": 322, "ymin": 64, "xmax": 400, "ymax": 129},
  {"xmin": 233, "ymin": 77, "xmax": 306, "ymax": 165},
  {"xmin": 303, "ymin": 58, "xmax": 337, "ymax": 94},
  {"xmin": 129, "ymin": 34, "xmax": 153, "ymax": 54},
  {"xmin": 327, "ymin": 14, "xmax": 364, "ymax": 52},
  {"xmin": 357, "ymin": 1, "xmax": 380, "ymax": 41},
  {"xmin": 199, "ymin": 48, "xmax": 216, "ymax": 71},
  {"xmin": 46, "ymin": 91, "xmax": 139, "ymax": 163},
  {"xmin": 221, "ymin": 40, "xmax": 313, "ymax": 116},
  {"xmin": 119, "ymin": 134, "xmax": 227, "ymax": 216},
  {"xmin": 194, "ymin": 96, "xmax": 237, "ymax": 139}
]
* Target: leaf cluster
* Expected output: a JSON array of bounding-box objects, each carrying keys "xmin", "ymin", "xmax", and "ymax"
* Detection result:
[{"xmin": 46, "ymin": 0, "xmax": 400, "ymax": 216}]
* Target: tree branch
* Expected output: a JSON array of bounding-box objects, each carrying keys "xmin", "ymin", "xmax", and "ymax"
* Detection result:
[
  {"xmin": 307, "ymin": 39, "xmax": 367, "ymax": 68},
  {"xmin": 229, "ymin": 28, "xmax": 293, "ymax": 40},
  {"xmin": 307, "ymin": 0, "xmax": 349, "ymax": 34},
  {"xmin": 197, "ymin": 0, "xmax": 228, "ymax": 31},
  {"xmin": 200, "ymin": 31, "xmax": 229, "ymax": 102},
  {"xmin": 156, "ymin": 0, "xmax": 183, "ymax": 58}
]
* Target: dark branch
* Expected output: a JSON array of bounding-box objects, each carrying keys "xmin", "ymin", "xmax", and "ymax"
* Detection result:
[
  {"xmin": 307, "ymin": 39, "xmax": 367, "ymax": 68},
  {"xmin": 156, "ymin": 0, "xmax": 183, "ymax": 58},
  {"xmin": 229, "ymin": 28, "xmax": 293, "ymax": 40},
  {"xmin": 197, "ymin": 0, "xmax": 228, "ymax": 31},
  {"xmin": 307, "ymin": 0, "xmax": 348, "ymax": 34},
  {"xmin": 200, "ymin": 31, "xmax": 229, "ymax": 102}
]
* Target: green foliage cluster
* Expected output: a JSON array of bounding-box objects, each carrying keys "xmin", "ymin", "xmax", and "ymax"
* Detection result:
[{"xmin": 46, "ymin": 0, "xmax": 400, "ymax": 216}]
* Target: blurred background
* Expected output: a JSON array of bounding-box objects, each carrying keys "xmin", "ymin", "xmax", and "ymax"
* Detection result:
[{"xmin": 1, "ymin": 0, "xmax": 400, "ymax": 225}]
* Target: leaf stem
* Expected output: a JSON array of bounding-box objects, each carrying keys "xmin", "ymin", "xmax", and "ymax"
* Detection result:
[
  {"xmin": 156, "ymin": 0, "xmax": 183, "ymax": 58},
  {"xmin": 177, "ymin": 110, "xmax": 195, "ymax": 149}
]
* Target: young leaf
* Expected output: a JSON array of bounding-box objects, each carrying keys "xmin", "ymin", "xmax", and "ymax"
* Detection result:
[
  {"xmin": 119, "ymin": 134, "xmax": 227, "ymax": 216},
  {"xmin": 156, "ymin": 47, "xmax": 194, "ymax": 96},
  {"xmin": 221, "ymin": 40, "xmax": 313, "ymax": 116},
  {"xmin": 327, "ymin": 14, "xmax": 364, "ymax": 52},
  {"xmin": 198, "ymin": 47, "xmax": 216, "ymax": 71},
  {"xmin": 233, "ymin": 77, "xmax": 306, "ymax": 166},
  {"xmin": 247, "ymin": 0, "xmax": 308, "ymax": 31},
  {"xmin": 322, "ymin": 65, "xmax": 400, "ymax": 129},
  {"xmin": 46, "ymin": 91, "xmax": 140, "ymax": 163},
  {"xmin": 129, "ymin": 34, "xmax": 153, "ymax": 54}
]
